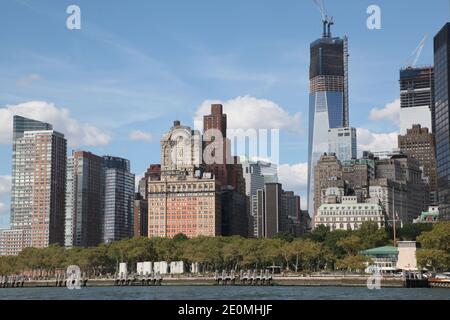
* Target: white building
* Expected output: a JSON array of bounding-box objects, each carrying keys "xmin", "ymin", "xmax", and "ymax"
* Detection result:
[
  {"xmin": 396, "ymin": 241, "xmax": 418, "ymax": 271},
  {"xmin": 328, "ymin": 127, "xmax": 357, "ymax": 162},
  {"xmin": 153, "ymin": 261, "xmax": 169, "ymax": 275},
  {"xmin": 242, "ymin": 161, "xmax": 265, "ymax": 237},
  {"xmin": 370, "ymin": 149, "xmax": 402, "ymax": 160},
  {"xmin": 314, "ymin": 196, "xmax": 385, "ymax": 230},
  {"xmin": 170, "ymin": 261, "xmax": 185, "ymax": 274}
]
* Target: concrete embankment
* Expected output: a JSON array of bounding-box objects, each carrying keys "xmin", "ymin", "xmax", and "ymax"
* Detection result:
[
  {"xmin": 3, "ymin": 276, "xmax": 404, "ymax": 288},
  {"xmin": 272, "ymin": 276, "xmax": 404, "ymax": 287}
]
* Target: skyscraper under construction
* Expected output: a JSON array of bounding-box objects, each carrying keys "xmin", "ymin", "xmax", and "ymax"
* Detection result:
[{"xmin": 307, "ymin": 19, "xmax": 349, "ymax": 218}]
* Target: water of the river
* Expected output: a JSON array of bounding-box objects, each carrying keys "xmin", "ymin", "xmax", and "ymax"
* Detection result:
[{"xmin": 0, "ymin": 286, "xmax": 448, "ymax": 300}]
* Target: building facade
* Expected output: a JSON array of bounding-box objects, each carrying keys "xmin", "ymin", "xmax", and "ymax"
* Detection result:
[
  {"xmin": 328, "ymin": 127, "xmax": 357, "ymax": 162},
  {"xmin": 134, "ymin": 193, "xmax": 148, "ymax": 237},
  {"xmin": 0, "ymin": 229, "xmax": 26, "ymax": 256},
  {"xmin": 103, "ymin": 156, "xmax": 135, "ymax": 243},
  {"xmin": 399, "ymin": 66, "xmax": 434, "ymax": 134},
  {"xmin": 148, "ymin": 121, "xmax": 222, "ymax": 238},
  {"xmin": 314, "ymin": 196, "xmax": 385, "ymax": 231},
  {"xmin": 10, "ymin": 127, "xmax": 66, "ymax": 250},
  {"xmin": 255, "ymin": 183, "xmax": 283, "ymax": 238},
  {"xmin": 398, "ymin": 125, "xmax": 438, "ymax": 205},
  {"xmin": 434, "ymin": 23, "xmax": 450, "ymax": 220},
  {"xmin": 138, "ymin": 164, "xmax": 161, "ymax": 199},
  {"xmin": 242, "ymin": 161, "xmax": 265, "ymax": 237},
  {"xmin": 308, "ymin": 22, "xmax": 349, "ymax": 217},
  {"xmin": 65, "ymin": 151, "xmax": 104, "ymax": 248},
  {"xmin": 221, "ymin": 186, "xmax": 249, "ymax": 237},
  {"xmin": 314, "ymin": 153, "xmax": 345, "ymax": 217}
]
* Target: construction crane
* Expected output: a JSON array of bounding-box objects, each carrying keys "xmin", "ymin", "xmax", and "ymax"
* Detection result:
[
  {"xmin": 313, "ymin": 0, "xmax": 326, "ymax": 21},
  {"xmin": 313, "ymin": 0, "xmax": 334, "ymax": 38},
  {"xmin": 406, "ymin": 34, "xmax": 428, "ymax": 68}
]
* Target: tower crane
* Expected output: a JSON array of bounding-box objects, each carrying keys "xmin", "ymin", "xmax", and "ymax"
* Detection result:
[
  {"xmin": 313, "ymin": 0, "xmax": 334, "ymax": 37},
  {"xmin": 406, "ymin": 34, "xmax": 428, "ymax": 69}
]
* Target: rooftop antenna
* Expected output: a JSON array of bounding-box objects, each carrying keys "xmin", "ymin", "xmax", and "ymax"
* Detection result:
[
  {"xmin": 406, "ymin": 34, "xmax": 428, "ymax": 68},
  {"xmin": 327, "ymin": 16, "xmax": 334, "ymax": 37}
]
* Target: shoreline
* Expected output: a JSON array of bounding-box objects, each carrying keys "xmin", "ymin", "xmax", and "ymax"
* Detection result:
[{"xmin": 1, "ymin": 276, "xmax": 407, "ymax": 288}]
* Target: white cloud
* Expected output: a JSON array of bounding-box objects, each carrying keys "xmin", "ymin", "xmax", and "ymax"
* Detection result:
[
  {"xmin": 278, "ymin": 162, "xmax": 308, "ymax": 209},
  {"xmin": 17, "ymin": 73, "xmax": 41, "ymax": 86},
  {"xmin": 0, "ymin": 101, "xmax": 111, "ymax": 147},
  {"xmin": 0, "ymin": 176, "xmax": 11, "ymax": 194},
  {"xmin": 129, "ymin": 130, "xmax": 153, "ymax": 142},
  {"xmin": 357, "ymin": 128, "xmax": 398, "ymax": 154},
  {"xmin": 194, "ymin": 96, "xmax": 302, "ymax": 133},
  {"xmin": 369, "ymin": 99, "xmax": 400, "ymax": 125}
]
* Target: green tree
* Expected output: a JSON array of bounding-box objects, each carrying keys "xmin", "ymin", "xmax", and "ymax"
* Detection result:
[
  {"xmin": 173, "ymin": 233, "xmax": 189, "ymax": 241},
  {"xmin": 416, "ymin": 249, "xmax": 450, "ymax": 272},
  {"xmin": 417, "ymin": 222, "xmax": 450, "ymax": 251},
  {"xmin": 309, "ymin": 224, "xmax": 330, "ymax": 243},
  {"xmin": 398, "ymin": 223, "xmax": 432, "ymax": 241},
  {"xmin": 273, "ymin": 231, "xmax": 294, "ymax": 242},
  {"xmin": 357, "ymin": 221, "xmax": 388, "ymax": 249},
  {"xmin": 335, "ymin": 255, "xmax": 370, "ymax": 273},
  {"xmin": 337, "ymin": 235, "xmax": 363, "ymax": 256}
]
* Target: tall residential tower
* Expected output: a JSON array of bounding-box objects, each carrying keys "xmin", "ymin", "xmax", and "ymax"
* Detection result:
[{"xmin": 9, "ymin": 116, "xmax": 66, "ymax": 251}]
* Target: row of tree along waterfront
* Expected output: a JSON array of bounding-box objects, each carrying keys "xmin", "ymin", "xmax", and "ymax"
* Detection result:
[{"xmin": 0, "ymin": 222, "xmax": 448, "ymax": 277}]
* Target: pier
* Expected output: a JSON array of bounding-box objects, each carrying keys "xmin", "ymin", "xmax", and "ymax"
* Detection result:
[{"xmin": 214, "ymin": 270, "xmax": 273, "ymax": 286}]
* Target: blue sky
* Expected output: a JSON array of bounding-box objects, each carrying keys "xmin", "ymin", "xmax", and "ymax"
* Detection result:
[{"xmin": 0, "ymin": 0, "xmax": 448, "ymax": 227}]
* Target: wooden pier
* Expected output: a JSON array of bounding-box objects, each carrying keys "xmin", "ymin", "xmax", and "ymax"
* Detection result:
[{"xmin": 214, "ymin": 270, "xmax": 273, "ymax": 286}]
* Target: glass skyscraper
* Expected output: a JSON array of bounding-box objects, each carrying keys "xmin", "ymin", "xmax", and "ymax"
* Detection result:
[
  {"xmin": 102, "ymin": 156, "xmax": 135, "ymax": 243},
  {"xmin": 307, "ymin": 24, "xmax": 348, "ymax": 217},
  {"xmin": 65, "ymin": 151, "xmax": 104, "ymax": 248},
  {"xmin": 328, "ymin": 127, "xmax": 357, "ymax": 162},
  {"xmin": 434, "ymin": 23, "xmax": 450, "ymax": 220}
]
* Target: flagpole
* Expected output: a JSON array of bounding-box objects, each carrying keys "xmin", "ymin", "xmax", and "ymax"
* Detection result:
[{"xmin": 393, "ymin": 186, "xmax": 397, "ymax": 247}]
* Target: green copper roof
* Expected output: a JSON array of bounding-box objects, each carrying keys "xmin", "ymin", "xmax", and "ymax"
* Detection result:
[{"xmin": 360, "ymin": 246, "xmax": 398, "ymax": 256}]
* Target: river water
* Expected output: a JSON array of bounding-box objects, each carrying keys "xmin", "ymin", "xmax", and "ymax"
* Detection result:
[{"xmin": 0, "ymin": 286, "xmax": 448, "ymax": 300}]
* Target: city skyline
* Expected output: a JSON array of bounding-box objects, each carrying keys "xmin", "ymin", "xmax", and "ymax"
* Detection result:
[{"xmin": 1, "ymin": 0, "xmax": 450, "ymax": 228}]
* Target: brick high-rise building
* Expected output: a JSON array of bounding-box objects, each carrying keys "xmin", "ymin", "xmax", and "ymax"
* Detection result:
[
  {"xmin": 313, "ymin": 153, "xmax": 344, "ymax": 217},
  {"xmin": 203, "ymin": 104, "xmax": 227, "ymax": 138},
  {"xmin": 138, "ymin": 164, "xmax": 161, "ymax": 199},
  {"xmin": 372, "ymin": 154, "xmax": 429, "ymax": 223},
  {"xmin": 8, "ymin": 116, "xmax": 66, "ymax": 252},
  {"xmin": 342, "ymin": 157, "xmax": 375, "ymax": 200},
  {"xmin": 148, "ymin": 121, "xmax": 222, "ymax": 238},
  {"xmin": 398, "ymin": 125, "xmax": 438, "ymax": 205},
  {"xmin": 203, "ymin": 104, "xmax": 230, "ymax": 186}
]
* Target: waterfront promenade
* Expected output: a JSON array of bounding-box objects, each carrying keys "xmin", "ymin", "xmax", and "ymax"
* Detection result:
[{"xmin": 1, "ymin": 275, "xmax": 406, "ymax": 288}]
